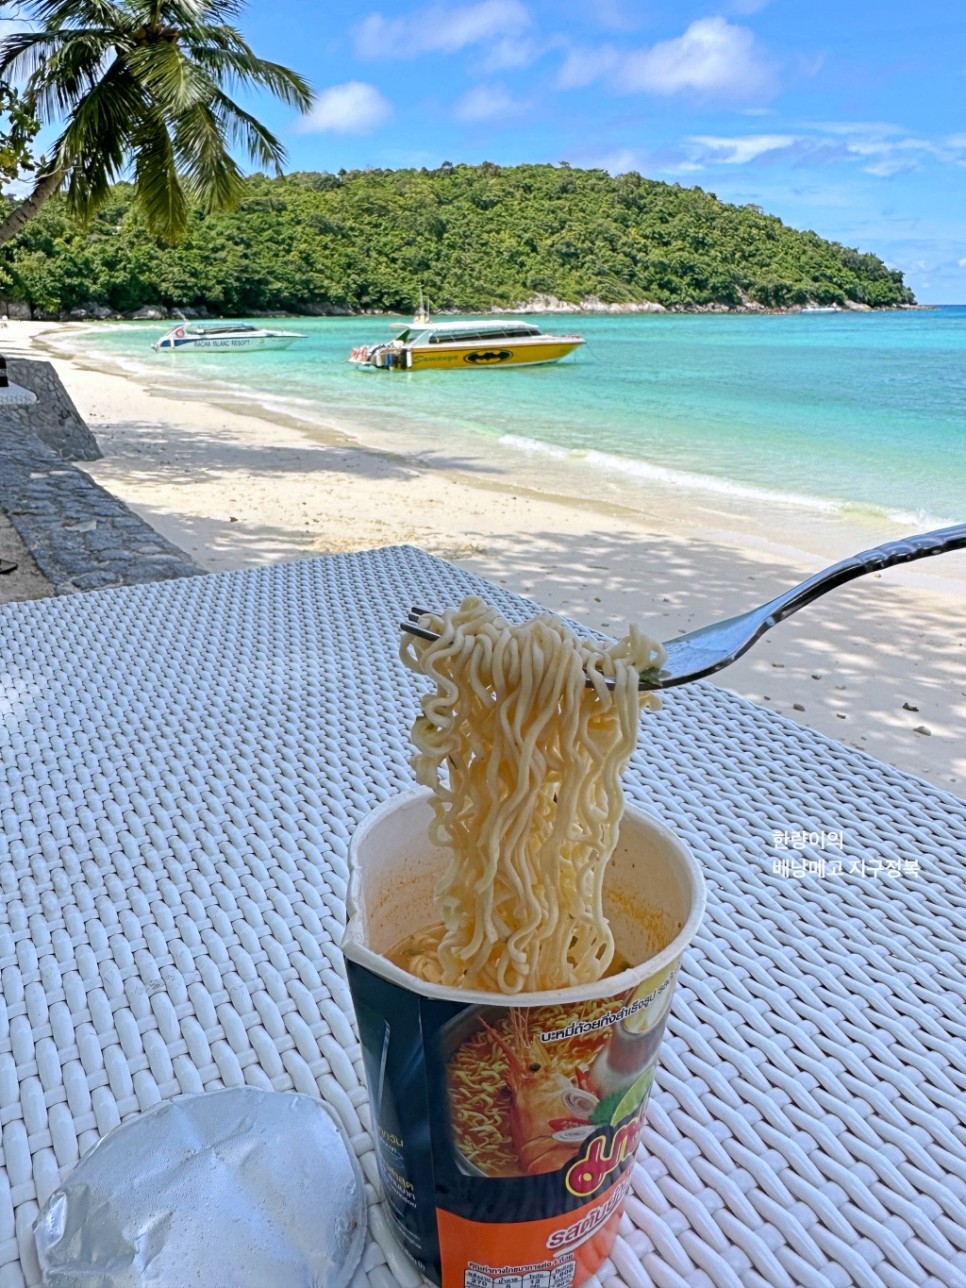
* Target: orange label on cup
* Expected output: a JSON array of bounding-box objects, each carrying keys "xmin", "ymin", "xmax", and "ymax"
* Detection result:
[
  {"xmin": 438, "ymin": 1173, "xmax": 630, "ymax": 1287},
  {"xmin": 348, "ymin": 958, "xmax": 680, "ymax": 1286}
]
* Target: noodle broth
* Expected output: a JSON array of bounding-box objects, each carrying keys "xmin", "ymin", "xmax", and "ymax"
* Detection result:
[{"xmin": 387, "ymin": 924, "xmax": 646, "ymax": 985}]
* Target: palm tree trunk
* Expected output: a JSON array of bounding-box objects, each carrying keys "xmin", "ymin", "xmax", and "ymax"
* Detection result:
[{"xmin": 0, "ymin": 166, "xmax": 65, "ymax": 248}]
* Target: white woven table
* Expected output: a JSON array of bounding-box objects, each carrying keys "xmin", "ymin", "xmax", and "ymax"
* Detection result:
[{"xmin": 0, "ymin": 546, "xmax": 963, "ymax": 1288}]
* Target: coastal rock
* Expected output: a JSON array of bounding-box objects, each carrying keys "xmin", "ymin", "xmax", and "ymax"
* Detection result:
[
  {"xmin": 736, "ymin": 290, "xmax": 767, "ymax": 313},
  {"xmin": 514, "ymin": 294, "xmax": 582, "ymax": 313},
  {"xmin": 580, "ymin": 295, "xmax": 667, "ymax": 313},
  {"xmin": 131, "ymin": 305, "xmax": 169, "ymax": 320},
  {"xmin": 844, "ymin": 300, "xmax": 873, "ymax": 311},
  {"xmin": 580, "ymin": 295, "xmax": 622, "ymax": 312},
  {"xmin": 1, "ymin": 299, "xmax": 32, "ymax": 320},
  {"xmin": 513, "ymin": 293, "xmax": 668, "ymax": 314},
  {"xmin": 297, "ymin": 302, "xmax": 354, "ymax": 316}
]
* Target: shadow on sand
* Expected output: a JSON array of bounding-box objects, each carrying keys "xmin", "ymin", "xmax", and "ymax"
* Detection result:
[{"xmin": 454, "ymin": 527, "xmax": 966, "ymax": 795}]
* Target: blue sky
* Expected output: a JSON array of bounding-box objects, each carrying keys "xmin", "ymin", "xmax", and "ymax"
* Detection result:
[{"xmin": 226, "ymin": 0, "xmax": 965, "ymax": 303}]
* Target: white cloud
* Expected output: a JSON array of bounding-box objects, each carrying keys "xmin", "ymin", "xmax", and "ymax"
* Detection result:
[
  {"xmin": 454, "ymin": 82, "xmax": 522, "ymax": 121},
  {"xmin": 582, "ymin": 148, "xmax": 647, "ymax": 174},
  {"xmin": 805, "ymin": 120, "xmax": 905, "ymax": 137},
  {"xmin": 477, "ymin": 34, "xmax": 540, "ymax": 72},
  {"xmin": 861, "ymin": 159, "xmax": 911, "ymax": 177},
  {"xmin": 355, "ymin": 0, "xmax": 530, "ymax": 59},
  {"xmin": 690, "ymin": 134, "xmax": 798, "ymax": 164},
  {"xmin": 830, "ymin": 129, "xmax": 939, "ymax": 175},
  {"xmin": 297, "ymin": 82, "xmax": 393, "ymax": 134},
  {"xmin": 617, "ymin": 17, "xmax": 775, "ymax": 99},
  {"xmin": 586, "ymin": 0, "xmax": 645, "ymax": 31},
  {"xmin": 574, "ymin": 145, "xmax": 704, "ymax": 177},
  {"xmin": 682, "ymin": 123, "xmax": 954, "ymax": 179},
  {"xmin": 557, "ymin": 45, "xmax": 620, "ymax": 89},
  {"xmin": 958, "ymin": 258, "xmax": 966, "ymax": 267},
  {"xmin": 556, "ymin": 18, "xmax": 777, "ymax": 101}
]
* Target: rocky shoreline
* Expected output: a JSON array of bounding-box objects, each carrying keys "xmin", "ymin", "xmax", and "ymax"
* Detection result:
[{"xmin": 1, "ymin": 294, "xmax": 929, "ymax": 322}]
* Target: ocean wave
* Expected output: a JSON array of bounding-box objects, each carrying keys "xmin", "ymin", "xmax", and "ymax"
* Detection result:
[
  {"xmin": 498, "ymin": 434, "xmax": 958, "ymax": 528},
  {"xmin": 840, "ymin": 501, "xmax": 960, "ymax": 531}
]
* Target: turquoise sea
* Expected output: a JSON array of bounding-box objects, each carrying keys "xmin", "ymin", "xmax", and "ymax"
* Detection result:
[{"xmin": 71, "ymin": 306, "xmax": 966, "ymax": 529}]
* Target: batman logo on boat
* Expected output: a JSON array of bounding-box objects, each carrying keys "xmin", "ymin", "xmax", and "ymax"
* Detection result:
[{"xmin": 463, "ymin": 350, "xmax": 513, "ymax": 364}]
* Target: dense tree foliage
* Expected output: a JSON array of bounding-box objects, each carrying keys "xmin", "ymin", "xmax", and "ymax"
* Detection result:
[
  {"xmin": 0, "ymin": 81, "xmax": 40, "ymax": 188},
  {"xmin": 0, "ymin": 162, "xmax": 914, "ymax": 315}
]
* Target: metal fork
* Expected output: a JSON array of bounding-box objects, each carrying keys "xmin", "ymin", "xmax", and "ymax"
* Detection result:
[{"xmin": 400, "ymin": 522, "xmax": 966, "ymax": 691}]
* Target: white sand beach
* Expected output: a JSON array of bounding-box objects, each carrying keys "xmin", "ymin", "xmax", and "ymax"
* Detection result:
[{"xmin": 5, "ymin": 319, "xmax": 965, "ymax": 796}]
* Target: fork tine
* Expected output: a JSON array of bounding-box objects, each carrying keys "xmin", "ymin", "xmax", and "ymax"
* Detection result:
[
  {"xmin": 398, "ymin": 615, "xmax": 642, "ymax": 691},
  {"xmin": 400, "ymin": 618, "xmax": 442, "ymax": 643}
]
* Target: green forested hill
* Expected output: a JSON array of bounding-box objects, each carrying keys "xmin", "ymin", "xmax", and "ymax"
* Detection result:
[{"xmin": 0, "ymin": 162, "xmax": 913, "ymax": 315}]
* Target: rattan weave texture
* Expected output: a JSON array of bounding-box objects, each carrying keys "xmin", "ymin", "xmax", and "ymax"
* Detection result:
[{"xmin": 0, "ymin": 546, "xmax": 963, "ymax": 1288}]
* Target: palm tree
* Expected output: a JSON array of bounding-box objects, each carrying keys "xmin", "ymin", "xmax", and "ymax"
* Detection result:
[{"xmin": 0, "ymin": 0, "xmax": 312, "ymax": 247}]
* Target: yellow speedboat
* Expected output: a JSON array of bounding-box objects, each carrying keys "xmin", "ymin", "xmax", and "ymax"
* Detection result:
[{"xmin": 349, "ymin": 318, "xmax": 584, "ymax": 371}]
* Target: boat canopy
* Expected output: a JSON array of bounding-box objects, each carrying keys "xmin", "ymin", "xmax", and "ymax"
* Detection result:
[
  {"xmin": 395, "ymin": 321, "xmax": 545, "ymax": 345},
  {"xmin": 185, "ymin": 323, "xmax": 260, "ymax": 335}
]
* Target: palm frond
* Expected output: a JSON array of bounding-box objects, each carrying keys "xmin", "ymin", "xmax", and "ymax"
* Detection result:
[
  {"xmin": 5, "ymin": 0, "xmax": 310, "ymax": 244},
  {"xmin": 179, "ymin": 19, "xmax": 251, "ymax": 54},
  {"xmin": 24, "ymin": 0, "xmax": 130, "ymax": 28},
  {"xmin": 172, "ymin": 99, "xmax": 243, "ymax": 212},
  {"xmin": 188, "ymin": 38, "xmax": 312, "ymax": 109},
  {"xmin": 166, "ymin": 0, "xmax": 249, "ymax": 26},
  {"xmin": 0, "ymin": 30, "xmax": 74, "ymax": 82},
  {"xmin": 124, "ymin": 39, "xmax": 210, "ymax": 113},
  {"xmin": 207, "ymin": 87, "xmax": 285, "ymax": 171},
  {"xmin": 55, "ymin": 62, "xmax": 144, "ymax": 175},
  {"xmin": 31, "ymin": 33, "xmax": 117, "ymax": 119},
  {"xmin": 62, "ymin": 147, "xmax": 118, "ymax": 220},
  {"xmin": 130, "ymin": 110, "xmax": 191, "ymax": 242},
  {"xmin": 120, "ymin": 0, "xmax": 180, "ymax": 25}
]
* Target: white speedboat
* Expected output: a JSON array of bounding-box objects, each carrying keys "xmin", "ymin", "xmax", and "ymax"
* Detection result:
[{"xmin": 152, "ymin": 320, "xmax": 305, "ymax": 352}]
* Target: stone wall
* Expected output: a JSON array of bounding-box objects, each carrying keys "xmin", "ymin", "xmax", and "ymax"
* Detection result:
[
  {"xmin": 0, "ymin": 357, "xmax": 102, "ymax": 461},
  {"xmin": 0, "ymin": 424, "xmax": 203, "ymax": 594}
]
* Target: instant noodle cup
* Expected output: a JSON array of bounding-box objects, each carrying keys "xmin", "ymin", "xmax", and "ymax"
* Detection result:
[{"xmin": 343, "ymin": 788, "xmax": 706, "ymax": 1288}]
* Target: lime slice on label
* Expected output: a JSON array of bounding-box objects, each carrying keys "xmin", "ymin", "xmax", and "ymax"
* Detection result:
[{"xmin": 610, "ymin": 1067, "xmax": 654, "ymax": 1127}]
